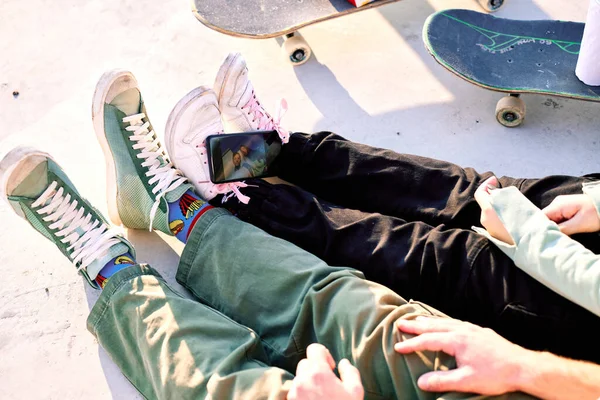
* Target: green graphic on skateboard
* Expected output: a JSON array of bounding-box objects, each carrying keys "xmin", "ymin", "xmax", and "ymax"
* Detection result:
[{"xmin": 424, "ymin": 9, "xmax": 600, "ymax": 127}]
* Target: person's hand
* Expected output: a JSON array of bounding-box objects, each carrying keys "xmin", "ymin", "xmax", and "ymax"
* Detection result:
[
  {"xmin": 474, "ymin": 176, "xmax": 514, "ymax": 245},
  {"xmin": 542, "ymin": 194, "xmax": 600, "ymax": 235},
  {"xmin": 394, "ymin": 317, "xmax": 529, "ymax": 395},
  {"xmin": 287, "ymin": 343, "xmax": 364, "ymax": 400}
]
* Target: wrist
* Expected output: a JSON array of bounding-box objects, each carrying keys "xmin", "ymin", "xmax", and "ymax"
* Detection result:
[
  {"xmin": 507, "ymin": 347, "xmax": 542, "ymax": 393},
  {"xmin": 582, "ymin": 184, "xmax": 600, "ymax": 224},
  {"xmin": 512, "ymin": 350, "xmax": 555, "ymax": 395}
]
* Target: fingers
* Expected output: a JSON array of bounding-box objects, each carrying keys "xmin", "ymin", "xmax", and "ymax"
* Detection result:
[
  {"xmin": 394, "ymin": 332, "xmax": 458, "ymax": 356},
  {"xmin": 474, "ymin": 176, "xmax": 498, "ymax": 210},
  {"xmin": 542, "ymin": 200, "xmax": 568, "ymax": 223},
  {"xmin": 338, "ymin": 359, "xmax": 364, "ymax": 398},
  {"xmin": 543, "ymin": 194, "xmax": 600, "ymax": 235},
  {"xmin": 295, "ymin": 358, "xmax": 311, "ymax": 378},
  {"xmin": 306, "ymin": 343, "xmax": 336, "ymax": 370},
  {"xmin": 477, "ymin": 176, "xmax": 499, "ymax": 196},
  {"xmin": 473, "ymin": 176, "xmax": 515, "ymax": 244},
  {"xmin": 557, "ymin": 212, "xmax": 584, "ymax": 236},
  {"xmin": 480, "ymin": 175, "xmax": 498, "ymax": 193},
  {"xmin": 417, "ymin": 369, "xmax": 474, "ymax": 393},
  {"xmin": 396, "ymin": 316, "xmax": 469, "ymax": 335}
]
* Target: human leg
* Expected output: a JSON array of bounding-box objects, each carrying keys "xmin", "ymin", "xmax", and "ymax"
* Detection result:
[
  {"xmin": 219, "ymin": 180, "xmax": 600, "ymax": 363},
  {"xmin": 220, "ymin": 179, "xmax": 477, "ymax": 308},
  {"xmin": 176, "ymin": 206, "xmax": 532, "ymax": 399},
  {"xmin": 89, "ymin": 264, "xmax": 292, "ymax": 400},
  {"xmin": 1, "ymin": 146, "xmax": 292, "ymax": 399},
  {"xmin": 273, "ymin": 131, "xmax": 599, "ymax": 230},
  {"xmin": 207, "ymin": 52, "xmax": 599, "ymax": 230}
]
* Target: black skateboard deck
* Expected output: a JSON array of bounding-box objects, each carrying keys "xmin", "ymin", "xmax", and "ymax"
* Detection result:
[
  {"xmin": 192, "ymin": 0, "xmax": 401, "ymax": 65},
  {"xmin": 192, "ymin": 1, "xmax": 503, "ymax": 65},
  {"xmin": 192, "ymin": 0, "xmax": 398, "ymax": 39},
  {"xmin": 424, "ymin": 9, "xmax": 600, "ymax": 127}
]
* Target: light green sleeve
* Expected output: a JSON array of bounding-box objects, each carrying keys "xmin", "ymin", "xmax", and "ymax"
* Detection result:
[
  {"xmin": 583, "ymin": 181, "xmax": 600, "ymax": 219},
  {"xmin": 472, "ymin": 186, "xmax": 600, "ymax": 317}
]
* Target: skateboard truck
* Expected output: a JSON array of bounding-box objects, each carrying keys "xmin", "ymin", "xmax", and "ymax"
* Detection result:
[{"xmin": 496, "ymin": 94, "xmax": 526, "ymax": 128}]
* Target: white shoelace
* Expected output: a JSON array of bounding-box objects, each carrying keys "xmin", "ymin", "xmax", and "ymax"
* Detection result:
[
  {"xmin": 32, "ymin": 182, "xmax": 122, "ymax": 272},
  {"xmin": 123, "ymin": 113, "xmax": 188, "ymax": 231}
]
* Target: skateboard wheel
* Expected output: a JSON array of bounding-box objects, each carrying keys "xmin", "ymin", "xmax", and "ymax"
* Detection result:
[
  {"xmin": 283, "ymin": 33, "xmax": 312, "ymax": 66},
  {"xmin": 477, "ymin": 0, "xmax": 504, "ymax": 12},
  {"xmin": 495, "ymin": 95, "xmax": 526, "ymax": 128}
]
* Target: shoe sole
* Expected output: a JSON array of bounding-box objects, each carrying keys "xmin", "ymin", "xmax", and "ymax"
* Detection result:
[
  {"xmin": 0, "ymin": 146, "xmax": 55, "ymax": 204},
  {"xmin": 213, "ymin": 52, "xmax": 241, "ymax": 107},
  {"xmin": 164, "ymin": 85, "xmax": 214, "ymax": 163},
  {"xmin": 91, "ymin": 69, "xmax": 137, "ymax": 227}
]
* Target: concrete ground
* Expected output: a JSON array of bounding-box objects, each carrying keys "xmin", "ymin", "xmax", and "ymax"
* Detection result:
[{"xmin": 0, "ymin": 0, "xmax": 597, "ymax": 398}]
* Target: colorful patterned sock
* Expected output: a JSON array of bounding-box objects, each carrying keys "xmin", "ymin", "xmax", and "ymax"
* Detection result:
[
  {"xmin": 168, "ymin": 190, "xmax": 213, "ymax": 243},
  {"xmin": 95, "ymin": 252, "xmax": 137, "ymax": 288}
]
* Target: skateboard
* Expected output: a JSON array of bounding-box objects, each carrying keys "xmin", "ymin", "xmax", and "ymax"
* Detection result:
[
  {"xmin": 192, "ymin": 0, "xmax": 505, "ymax": 66},
  {"xmin": 423, "ymin": 9, "xmax": 600, "ymax": 127}
]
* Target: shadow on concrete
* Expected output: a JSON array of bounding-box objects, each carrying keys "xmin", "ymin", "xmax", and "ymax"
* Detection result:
[
  {"xmin": 288, "ymin": 0, "xmax": 600, "ymax": 174},
  {"xmin": 293, "ymin": 2, "xmax": 598, "ymax": 137},
  {"xmin": 293, "ymin": 53, "xmax": 372, "ymax": 134},
  {"xmin": 295, "ymin": 0, "xmax": 553, "ymax": 136}
]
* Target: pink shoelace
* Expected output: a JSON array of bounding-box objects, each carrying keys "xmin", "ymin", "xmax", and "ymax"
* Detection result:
[
  {"xmin": 219, "ymin": 182, "xmax": 251, "ymax": 204},
  {"xmin": 241, "ymin": 91, "xmax": 290, "ymax": 144}
]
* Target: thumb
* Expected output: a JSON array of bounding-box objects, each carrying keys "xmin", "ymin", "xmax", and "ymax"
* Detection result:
[
  {"xmin": 338, "ymin": 359, "xmax": 364, "ymax": 398},
  {"xmin": 557, "ymin": 211, "xmax": 585, "ymax": 235},
  {"xmin": 417, "ymin": 368, "xmax": 473, "ymax": 393}
]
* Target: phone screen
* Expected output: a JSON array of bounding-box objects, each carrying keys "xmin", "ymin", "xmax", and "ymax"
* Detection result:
[{"xmin": 206, "ymin": 130, "xmax": 282, "ymax": 184}]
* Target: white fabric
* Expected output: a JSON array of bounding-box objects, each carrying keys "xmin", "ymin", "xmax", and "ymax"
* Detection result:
[{"xmin": 576, "ymin": 0, "xmax": 600, "ymax": 85}]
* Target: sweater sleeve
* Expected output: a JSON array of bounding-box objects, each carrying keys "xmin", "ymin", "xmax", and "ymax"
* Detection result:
[
  {"xmin": 472, "ymin": 186, "xmax": 600, "ymax": 317},
  {"xmin": 583, "ymin": 180, "xmax": 600, "ymax": 220}
]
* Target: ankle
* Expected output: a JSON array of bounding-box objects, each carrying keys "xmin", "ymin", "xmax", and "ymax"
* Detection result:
[
  {"xmin": 95, "ymin": 252, "xmax": 137, "ymax": 289},
  {"xmin": 168, "ymin": 190, "xmax": 213, "ymax": 243}
]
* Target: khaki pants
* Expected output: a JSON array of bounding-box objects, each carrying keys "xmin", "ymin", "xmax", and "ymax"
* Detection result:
[{"xmin": 87, "ymin": 208, "xmax": 530, "ymax": 400}]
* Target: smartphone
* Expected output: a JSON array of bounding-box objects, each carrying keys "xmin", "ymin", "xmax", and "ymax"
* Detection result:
[{"xmin": 205, "ymin": 130, "xmax": 282, "ymax": 184}]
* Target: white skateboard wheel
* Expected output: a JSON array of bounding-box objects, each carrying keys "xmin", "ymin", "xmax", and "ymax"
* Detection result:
[
  {"xmin": 496, "ymin": 95, "xmax": 526, "ymax": 128},
  {"xmin": 282, "ymin": 33, "xmax": 312, "ymax": 66}
]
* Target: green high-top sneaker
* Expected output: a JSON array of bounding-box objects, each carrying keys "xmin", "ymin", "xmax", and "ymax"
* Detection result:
[
  {"xmin": 92, "ymin": 69, "xmax": 193, "ymax": 234},
  {"xmin": 0, "ymin": 146, "xmax": 135, "ymax": 289}
]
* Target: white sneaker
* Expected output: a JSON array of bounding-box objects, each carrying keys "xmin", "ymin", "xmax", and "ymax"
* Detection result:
[
  {"xmin": 214, "ymin": 52, "xmax": 290, "ymax": 143},
  {"xmin": 165, "ymin": 87, "xmax": 250, "ymax": 203}
]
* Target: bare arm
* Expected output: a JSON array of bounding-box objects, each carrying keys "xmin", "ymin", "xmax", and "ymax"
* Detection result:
[
  {"xmin": 394, "ymin": 317, "xmax": 600, "ymax": 400},
  {"xmin": 517, "ymin": 351, "xmax": 600, "ymax": 400}
]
